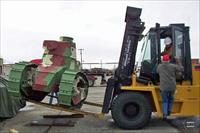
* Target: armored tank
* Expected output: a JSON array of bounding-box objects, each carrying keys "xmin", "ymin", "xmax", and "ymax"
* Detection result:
[{"xmin": 0, "ymin": 36, "xmax": 89, "ymax": 118}]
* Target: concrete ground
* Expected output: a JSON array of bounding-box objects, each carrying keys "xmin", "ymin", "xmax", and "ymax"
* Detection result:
[{"xmin": 0, "ymin": 77, "xmax": 199, "ymax": 133}]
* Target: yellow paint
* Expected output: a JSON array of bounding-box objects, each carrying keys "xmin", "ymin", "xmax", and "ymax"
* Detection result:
[
  {"xmin": 121, "ymin": 62, "xmax": 200, "ymax": 117},
  {"xmin": 96, "ymin": 113, "xmax": 105, "ymax": 119},
  {"xmin": 192, "ymin": 64, "xmax": 200, "ymax": 85}
]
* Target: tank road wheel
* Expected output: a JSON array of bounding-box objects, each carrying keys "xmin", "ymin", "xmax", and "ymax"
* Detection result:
[
  {"xmin": 71, "ymin": 73, "xmax": 89, "ymax": 108},
  {"xmin": 111, "ymin": 92, "xmax": 152, "ymax": 129}
]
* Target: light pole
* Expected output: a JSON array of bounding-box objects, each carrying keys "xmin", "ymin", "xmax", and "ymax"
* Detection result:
[{"xmin": 78, "ymin": 49, "xmax": 84, "ymax": 69}]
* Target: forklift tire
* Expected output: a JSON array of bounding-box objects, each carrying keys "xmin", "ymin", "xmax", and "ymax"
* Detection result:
[{"xmin": 111, "ymin": 92, "xmax": 151, "ymax": 129}]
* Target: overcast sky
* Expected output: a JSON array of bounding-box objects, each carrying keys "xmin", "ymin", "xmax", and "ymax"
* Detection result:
[{"xmin": 0, "ymin": 1, "xmax": 199, "ymax": 68}]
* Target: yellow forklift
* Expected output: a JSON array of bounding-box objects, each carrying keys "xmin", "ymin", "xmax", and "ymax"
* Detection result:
[{"xmin": 102, "ymin": 6, "xmax": 200, "ymax": 129}]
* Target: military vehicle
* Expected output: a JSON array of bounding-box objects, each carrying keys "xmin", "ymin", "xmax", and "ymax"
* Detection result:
[{"xmin": 0, "ymin": 37, "xmax": 89, "ymax": 118}]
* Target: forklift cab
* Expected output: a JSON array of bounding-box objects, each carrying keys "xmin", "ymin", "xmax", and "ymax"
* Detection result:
[{"xmin": 138, "ymin": 23, "xmax": 192, "ymax": 84}]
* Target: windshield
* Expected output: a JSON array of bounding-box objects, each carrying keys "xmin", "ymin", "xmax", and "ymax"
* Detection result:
[
  {"xmin": 137, "ymin": 33, "xmax": 150, "ymax": 67},
  {"xmin": 136, "ymin": 31, "xmax": 157, "ymax": 76},
  {"xmin": 143, "ymin": 37, "xmax": 151, "ymax": 61},
  {"xmin": 135, "ymin": 33, "xmax": 149, "ymax": 75}
]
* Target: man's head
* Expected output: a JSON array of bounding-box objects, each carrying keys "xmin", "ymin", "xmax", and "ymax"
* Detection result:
[
  {"xmin": 164, "ymin": 37, "xmax": 172, "ymax": 46},
  {"xmin": 162, "ymin": 54, "xmax": 170, "ymax": 62}
]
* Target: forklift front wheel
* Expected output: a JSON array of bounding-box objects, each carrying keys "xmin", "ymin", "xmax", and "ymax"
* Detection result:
[{"xmin": 111, "ymin": 92, "xmax": 152, "ymax": 129}]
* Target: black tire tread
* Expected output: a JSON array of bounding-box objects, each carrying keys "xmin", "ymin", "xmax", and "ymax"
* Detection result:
[{"xmin": 111, "ymin": 92, "xmax": 151, "ymax": 129}]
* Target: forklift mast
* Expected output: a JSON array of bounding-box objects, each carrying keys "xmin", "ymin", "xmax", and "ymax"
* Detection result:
[
  {"xmin": 116, "ymin": 7, "xmax": 145, "ymax": 86},
  {"xmin": 102, "ymin": 7, "xmax": 145, "ymax": 113}
]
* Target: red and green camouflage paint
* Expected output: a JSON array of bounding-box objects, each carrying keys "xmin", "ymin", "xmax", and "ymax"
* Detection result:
[{"xmin": 7, "ymin": 36, "xmax": 89, "ymax": 107}]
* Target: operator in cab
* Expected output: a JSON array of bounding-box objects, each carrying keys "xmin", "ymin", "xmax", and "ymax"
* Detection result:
[
  {"xmin": 161, "ymin": 37, "xmax": 173, "ymax": 57},
  {"xmin": 157, "ymin": 54, "xmax": 184, "ymax": 120}
]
